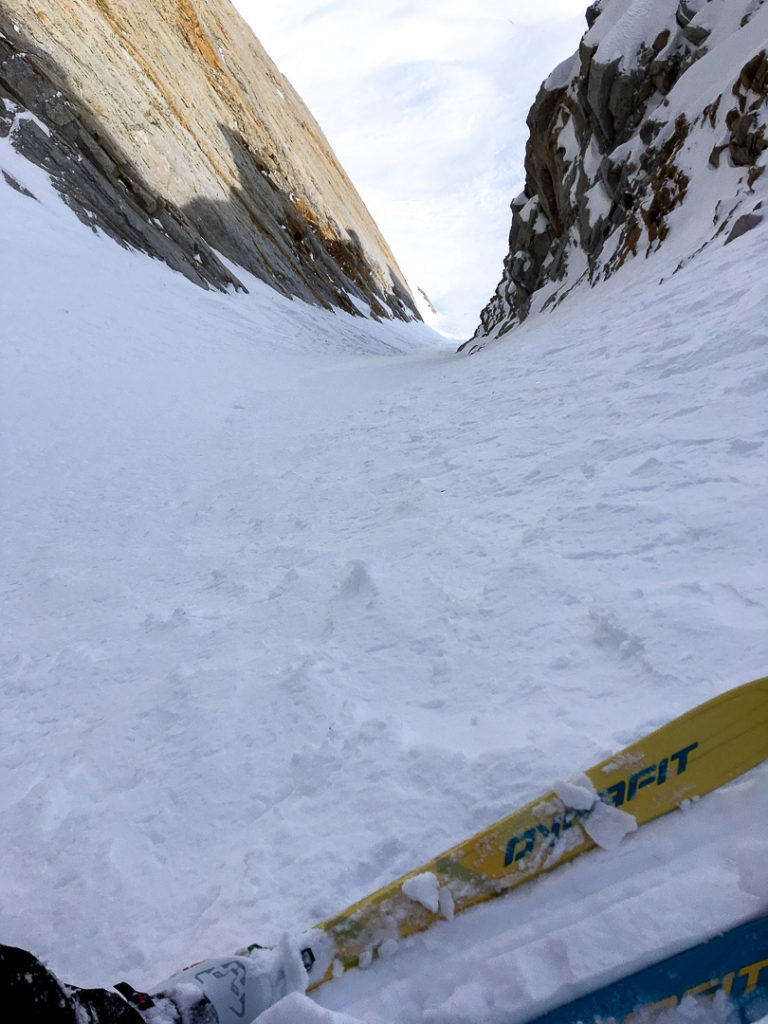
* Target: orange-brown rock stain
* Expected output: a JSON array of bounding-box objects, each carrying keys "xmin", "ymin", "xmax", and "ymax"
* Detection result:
[{"xmin": 171, "ymin": 0, "xmax": 225, "ymax": 75}]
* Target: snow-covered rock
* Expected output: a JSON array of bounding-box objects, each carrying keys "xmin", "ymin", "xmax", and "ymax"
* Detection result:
[{"xmin": 465, "ymin": 0, "xmax": 768, "ymax": 348}]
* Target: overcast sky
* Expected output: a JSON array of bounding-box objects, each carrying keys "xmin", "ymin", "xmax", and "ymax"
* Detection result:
[{"xmin": 231, "ymin": 1, "xmax": 587, "ymax": 337}]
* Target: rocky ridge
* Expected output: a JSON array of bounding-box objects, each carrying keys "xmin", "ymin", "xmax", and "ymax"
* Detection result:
[
  {"xmin": 465, "ymin": 0, "xmax": 768, "ymax": 350},
  {"xmin": 0, "ymin": 0, "xmax": 418, "ymax": 320}
]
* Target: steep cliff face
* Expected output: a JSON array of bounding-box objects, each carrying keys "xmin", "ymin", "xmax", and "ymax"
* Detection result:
[
  {"xmin": 0, "ymin": 0, "xmax": 418, "ymax": 320},
  {"xmin": 466, "ymin": 0, "xmax": 768, "ymax": 350}
]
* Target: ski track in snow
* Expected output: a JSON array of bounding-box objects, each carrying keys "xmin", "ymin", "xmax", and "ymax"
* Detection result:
[{"xmin": 1, "ymin": 124, "xmax": 767, "ymax": 1023}]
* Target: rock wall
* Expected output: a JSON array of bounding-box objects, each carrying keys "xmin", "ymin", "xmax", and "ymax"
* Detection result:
[
  {"xmin": 0, "ymin": 0, "xmax": 419, "ymax": 320},
  {"xmin": 465, "ymin": 0, "xmax": 768, "ymax": 350}
]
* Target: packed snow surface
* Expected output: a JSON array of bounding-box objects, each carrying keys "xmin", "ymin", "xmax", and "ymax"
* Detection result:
[{"xmin": 2, "ymin": 109, "xmax": 767, "ymax": 1023}]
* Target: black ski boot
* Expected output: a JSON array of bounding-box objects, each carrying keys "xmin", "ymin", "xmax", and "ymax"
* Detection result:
[{"xmin": 0, "ymin": 944, "xmax": 142, "ymax": 1023}]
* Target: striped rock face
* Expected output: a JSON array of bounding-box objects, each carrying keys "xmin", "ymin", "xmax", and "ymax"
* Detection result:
[{"xmin": 0, "ymin": 0, "xmax": 419, "ymax": 320}]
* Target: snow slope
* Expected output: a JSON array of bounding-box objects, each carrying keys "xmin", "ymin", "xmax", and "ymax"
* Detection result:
[{"xmin": 2, "ymin": 88, "xmax": 767, "ymax": 1024}]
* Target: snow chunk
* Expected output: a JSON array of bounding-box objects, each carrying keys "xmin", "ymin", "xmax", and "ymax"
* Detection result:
[
  {"xmin": 402, "ymin": 871, "xmax": 440, "ymax": 913},
  {"xmin": 378, "ymin": 938, "xmax": 398, "ymax": 959},
  {"xmin": 276, "ymin": 932, "xmax": 309, "ymax": 994},
  {"xmin": 401, "ymin": 873, "xmax": 455, "ymax": 920},
  {"xmin": 583, "ymin": 799, "xmax": 638, "ymax": 851},
  {"xmin": 438, "ymin": 886, "xmax": 455, "ymax": 922},
  {"xmin": 255, "ymin": 991, "xmax": 363, "ymax": 1023},
  {"xmin": 553, "ymin": 774, "xmax": 597, "ymax": 811}
]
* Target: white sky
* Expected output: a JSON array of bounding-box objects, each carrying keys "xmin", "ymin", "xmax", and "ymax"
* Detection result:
[{"xmin": 231, "ymin": 1, "xmax": 588, "ymax": 337}]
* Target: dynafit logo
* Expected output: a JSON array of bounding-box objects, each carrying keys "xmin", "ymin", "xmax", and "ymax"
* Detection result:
[{"xmin": 504, "ymin": 741, "xmax": 699, "ymax": 867}]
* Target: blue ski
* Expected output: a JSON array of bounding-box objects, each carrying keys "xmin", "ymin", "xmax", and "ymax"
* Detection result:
[{"xmin": 526, "ymin": 914, "xmax": 768, "ymax": 1024}]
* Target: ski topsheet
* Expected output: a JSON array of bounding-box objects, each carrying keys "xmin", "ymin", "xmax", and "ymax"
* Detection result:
[
  {"xmin": 250, "ymin": 677, "xmax": 768, "ymax": 986},
  {"xmin": 524, "ymin": 912, "xmax": 768, "ymax": 1024}
]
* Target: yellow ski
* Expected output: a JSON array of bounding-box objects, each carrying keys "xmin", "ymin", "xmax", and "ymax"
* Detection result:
[{"xmin": 289, "ymin": 676, "xmax": 767, "ymax": 986}]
